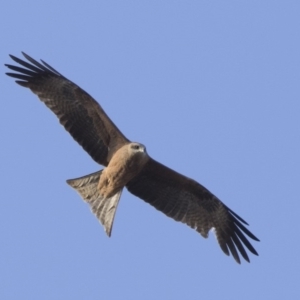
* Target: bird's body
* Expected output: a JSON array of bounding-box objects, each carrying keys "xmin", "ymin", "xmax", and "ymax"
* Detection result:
[
  {"xmin": 98, "ymin": 143, "xmax": 149, "ymax": 198},
  {"xmin": 5, "ymin": 52, "xmax": 259, "ymax": 263}
]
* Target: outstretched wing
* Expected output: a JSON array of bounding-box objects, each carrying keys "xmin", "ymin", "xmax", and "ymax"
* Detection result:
[
  {"xmin": 5, "ymin": 52, "xmax": 129, "ymax": 166},
  {"xmin": 127, "ymin": 159, "xmax": 259, "ymax": 264}
]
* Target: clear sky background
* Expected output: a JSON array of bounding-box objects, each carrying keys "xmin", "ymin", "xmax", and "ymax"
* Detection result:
[{"xmin": 1, "ymin": 1, "xmax": 299, "ymax": 299}]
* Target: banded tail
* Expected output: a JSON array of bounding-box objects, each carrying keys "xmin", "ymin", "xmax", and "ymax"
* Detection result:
[{"xmin": 66, "ymin": 171, "xmax": 122, "ymax": 236}]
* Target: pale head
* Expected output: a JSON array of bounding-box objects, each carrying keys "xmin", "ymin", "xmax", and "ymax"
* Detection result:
[
  {"xmin": 124, "ymin": 142, "xmax": 149, "ymax": 176},
  {"xmin": 125, "ymin": 142, "xmax": 148, "ymax": 163},
  {"xmin": 129, "ymin": 142, "xmax": 147, "ymax": 154}
]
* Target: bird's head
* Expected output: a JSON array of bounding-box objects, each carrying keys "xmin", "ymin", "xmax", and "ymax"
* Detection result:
[{"xmin": 129, "ymin": 142, "xmax": 147, "ymax": 154}]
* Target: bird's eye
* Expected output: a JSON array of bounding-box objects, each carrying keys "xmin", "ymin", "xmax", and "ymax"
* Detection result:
[{"xmin": 131, "ymin": 145, "xmax": 139, "ymax": 150}]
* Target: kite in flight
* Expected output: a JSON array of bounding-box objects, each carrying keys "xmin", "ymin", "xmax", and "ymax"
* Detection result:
[{"xmin": 5, "ymin": 52, "xmax": 259, "ymax": 263}]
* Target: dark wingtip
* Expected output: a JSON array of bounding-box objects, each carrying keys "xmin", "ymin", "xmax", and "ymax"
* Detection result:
[
  {"xmin": 235, "ymin": 258, "xmax": 242, "ymax": 264},
  {"xmin": 233, "ymin": 255, "xmax": 241, "ymax": 264},
  {"xmin": 227, "ymin": 207, "xmax": 249, "ymax": 225},
  {"xmin": 16, "ymin": 81, "xmax": 29, "ymax": 87},
  {"xmin": 6, "ymin": 52, "xmax": 64, "ymax": 86},
  {"xmin": 21, "ymin": 51, "xmax": 31, "ymax": 60},
  {"xmin": 9, "ymin": 53, "xmax": 23, "ymax": 64}
]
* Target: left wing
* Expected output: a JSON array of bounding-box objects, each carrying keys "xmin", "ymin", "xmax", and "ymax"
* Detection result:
[
  {"xmin": 127, "ymin": 158, "xmax": 259, "ymax": 264},
  {"xmin": 5, "ymin": 53, "xmax": 129, "ymax": 166}
]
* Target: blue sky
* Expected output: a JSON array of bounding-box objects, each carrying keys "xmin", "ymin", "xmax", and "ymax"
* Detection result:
[{"xmin": 1, "ymin": 1, "xmax": 299, "ymax": 299}]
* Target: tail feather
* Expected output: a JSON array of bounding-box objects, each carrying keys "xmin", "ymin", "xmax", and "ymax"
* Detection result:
[{"xmin": 66, "ymin": 170, "xmax": 122, "ymax": 237}]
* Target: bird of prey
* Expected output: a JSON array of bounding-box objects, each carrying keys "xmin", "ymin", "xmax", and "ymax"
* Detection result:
[{"xmin": 5, "ymin": 52, "xmax": 259, "ymax": 263}]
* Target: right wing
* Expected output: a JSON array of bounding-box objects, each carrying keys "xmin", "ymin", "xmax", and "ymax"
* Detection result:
[{"xmin": 127, "ymin": 158, "xmax": 259, "ymax": 263}]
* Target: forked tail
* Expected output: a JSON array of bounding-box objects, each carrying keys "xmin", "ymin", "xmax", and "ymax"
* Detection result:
[{"xmin": 66, "ymin": 170, "xmax": 122, "ymax": 237}]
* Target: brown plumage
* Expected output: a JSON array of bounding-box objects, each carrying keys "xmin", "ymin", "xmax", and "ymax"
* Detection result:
[{"xmin": 5, "ymin": 52, "xmax": 259, "ymax": 263}]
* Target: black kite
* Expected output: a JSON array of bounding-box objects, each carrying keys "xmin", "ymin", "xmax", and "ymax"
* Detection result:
[{"xmin": 5, "ymin": 53, "xmax": 259, "ymax": 263}]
